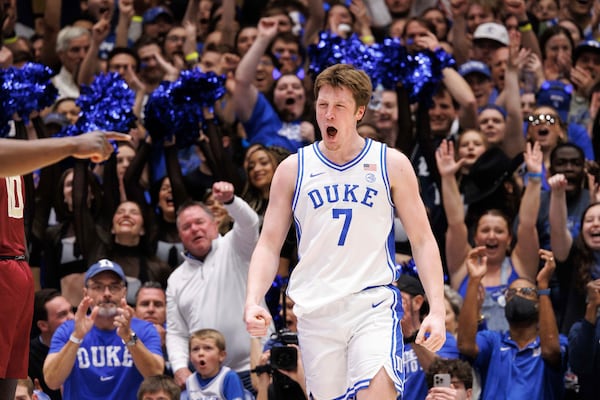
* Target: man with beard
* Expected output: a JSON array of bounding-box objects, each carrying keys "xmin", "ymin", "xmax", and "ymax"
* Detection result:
[
  {"xmin": 43, "ymin": 260, "xmax": 164, "ymax": 400},
  {"xmin": 457, "ymin": 247, "xmax": 566, "ymax": 400}
]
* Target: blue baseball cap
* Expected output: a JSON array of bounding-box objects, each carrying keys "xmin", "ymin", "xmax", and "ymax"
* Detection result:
[
  {"xmin": 85, "ymin": 259, "xmax": 126, "ymax": 283},
  {"xmin": 142, "ymin": 6, "xmax": 174, "ymax": 25},
  {"xmin": 479, "ymin": 103, "xmax": 507, "ymax": 119},
  {"xmin": 458, "ymin": 60, "xmax": 491, "ymax": 79},
  {"xmin": 536, "ymin": 80, "xmax": 573, "ymax": 123},
  {"xmin": 573, "ymin": 40, "xmax": 600, "ymax": 63}
]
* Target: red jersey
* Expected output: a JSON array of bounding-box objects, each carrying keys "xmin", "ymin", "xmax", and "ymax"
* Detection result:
[{"xmin": 0, "ymin": 176, "xmax": 26, "ymax": 256}]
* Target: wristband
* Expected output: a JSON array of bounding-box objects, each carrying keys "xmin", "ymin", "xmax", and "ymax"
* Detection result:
[
  {"xmin": 185, "ymin": 51, "xmax": 199, "ymax": 62},
  {"xmin": 361, "ymin": 35, "xmax": 375, "ymax": 45},
  {"xmin": 526, "ymin": 171, "xmax": 543, "ymax": 180},
  {"xmin": 132, "ymin": 15, "xmax": 143, "ymax": 23},
  {"xmin": 69, "ymin": 334, "xmax": 83, "ymax": 344},
  {"xmin": 518, "ymin": 23, "xmax": 533, "ymax": 33},
  {"xmin": 403, "ymin": 332, "xmax": 417, "ymax": 344},
  {"xmin": 537, "ymin": 288, "xmax": 551, "ymax": 296},
  {"xmin": 3, "ymin": 35, "xmax": 17, "ymax": 45}
]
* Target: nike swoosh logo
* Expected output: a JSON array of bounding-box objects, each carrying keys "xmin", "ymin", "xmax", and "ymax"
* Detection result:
[
  {"xmin": 309, "ymin": 172, "xmax": 325, "ymax": 178},
  {"xmin": 500, "ymin": 346, "xmax": 511, "ymax": 352},
  {"xmin": 100, "ymin": 376, "xmax": 114, "ymax": 382},
  {"xmin": 372, "ymin": 300, "xmax": 385, "ymax": 308}
]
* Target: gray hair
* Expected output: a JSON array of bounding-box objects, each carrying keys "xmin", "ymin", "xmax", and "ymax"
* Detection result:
[{"xmin": 56, "ymin": 26, "xmax": 91, "ymax": 52}]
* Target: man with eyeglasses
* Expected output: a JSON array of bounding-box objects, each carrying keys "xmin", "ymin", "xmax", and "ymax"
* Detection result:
[
  {"xmin": 43, "ymin": 259, "xmax": 164, "ymax": 400},
  {"xmin": 457, "ymin": 247, "xmax": 567, "ymax": 399},
  {"xmin": 162, "ymin": 26, "xmax": 186, "ymax": 70}
]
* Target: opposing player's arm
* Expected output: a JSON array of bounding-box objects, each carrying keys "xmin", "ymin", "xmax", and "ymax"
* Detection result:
[
  {"xmin": 0, "ymin": 132, "xmax": 130, "ymax": 177},
  {"xmin": 245, "ymin": 155, "xmax": 297, "ymax": 333},
  {"xmin": 387, "ymin": 149, "xmax": 446, "ymax": 351}
]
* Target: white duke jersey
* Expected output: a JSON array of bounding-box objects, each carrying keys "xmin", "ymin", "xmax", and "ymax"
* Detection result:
[{"xmin": 289, "ymin": 138, "xmax": 398, "ymax": 316}]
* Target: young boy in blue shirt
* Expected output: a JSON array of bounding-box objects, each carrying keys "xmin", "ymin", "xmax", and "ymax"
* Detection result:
[{"xmin": 182, "ymin": 329, "xmax": 249, "ymax": 400}]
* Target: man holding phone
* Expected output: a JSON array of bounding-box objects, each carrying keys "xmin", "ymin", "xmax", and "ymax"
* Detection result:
[{"xmin": 425, "ymin": 358, "xmax": 474, "ymax": 400}]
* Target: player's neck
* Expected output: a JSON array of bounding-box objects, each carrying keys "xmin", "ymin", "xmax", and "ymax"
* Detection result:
[{"xmin": 321, "ymin": 134, "xmax": 365, "ymax": 163}]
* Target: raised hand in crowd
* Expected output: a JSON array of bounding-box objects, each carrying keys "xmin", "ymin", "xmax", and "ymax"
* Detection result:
[
  {"xmin": 116, "ymin": 0, "xmax": 135, "ymax": 44},
  {"xmin": 144, "ymin": 45, "xmax": 180, "ymax": 82},
  {"xmin": 435, "ymin": 138, "xmax": 465, "ymax": 179}
]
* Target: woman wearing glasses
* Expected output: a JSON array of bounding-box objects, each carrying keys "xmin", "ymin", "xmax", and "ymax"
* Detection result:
[{"xmin": 526, "ymin": 104, "xmax": 594, "ymax": 189}]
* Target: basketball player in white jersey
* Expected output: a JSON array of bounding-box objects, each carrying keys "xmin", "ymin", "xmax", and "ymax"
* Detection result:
[{"xmin": 245, "ymin": 64, "xmax": 446, "ymax": 399}]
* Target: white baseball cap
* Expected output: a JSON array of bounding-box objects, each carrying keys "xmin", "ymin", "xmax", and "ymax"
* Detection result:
[{"xmin": 473, "ymin": 22, "xmax": 509, "ymax": 46}]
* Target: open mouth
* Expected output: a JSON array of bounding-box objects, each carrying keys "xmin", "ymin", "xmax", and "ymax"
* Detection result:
[
  {"xmin": 537, "ymin": 128, "xmax": 549, "ymax": 136},
  {"xmin": 118, "ymin": 219, "xmax": 134, "ymax": 227},
  {"xmin": 326, "ymin": 126, "xmax": 338, "ymax": 137},
  {"xmin": 199, "ymin": 360, "xmax": 206, "ymax": 366},
  {"xmin": 285, "ymin": 98, "xmax": 296, "ymax": 105},
  {"xmin": 485, "ymin": 243, "xmax": 499, "ymax": 250},
  {"xmin": 193, "ymin": 235, "xmax": 205, "ymax": 243}
]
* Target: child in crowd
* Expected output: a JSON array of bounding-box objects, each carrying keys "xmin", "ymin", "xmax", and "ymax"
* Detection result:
[
  {"xmin": 137, "ymin": 375, "xmax": 181, "ymax": 400},
  {"xmin": 182, "ymin": 329, "xmax": 250, "ymax": 400}
]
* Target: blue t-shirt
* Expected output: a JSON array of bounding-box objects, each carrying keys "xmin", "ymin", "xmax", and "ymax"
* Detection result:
[
  {"xmin": 401, "ymin": 332, "xmax": 460, "ymax": 400},
  {"xmin": 473, "ymin": 330, "xmax": 567, "ymax": 400},
  {"xmin": 243, "ymin": 93, "xmax": 306, "ymax": 152},
  {"xmin": 49, "ymin": 318, "xmax": 163, "ymax": 400}
]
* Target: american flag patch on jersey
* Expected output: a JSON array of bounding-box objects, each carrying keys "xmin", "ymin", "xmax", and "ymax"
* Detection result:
[{"xmin": 363, "ymin": 163, "xmax": 376, "ymax": 171}]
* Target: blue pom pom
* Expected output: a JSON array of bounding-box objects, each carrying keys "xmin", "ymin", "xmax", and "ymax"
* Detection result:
[
  {"xmin": 145, "ymin": 69, "xmax": 227, "ymax": 149},
  {"xmin": 307, "ymin": 32, "xmax": 456, "ymax": 105},
  {"xmin": 371, "ymin": 37, "xmax": 407, "ymax": 89},
  {"xmin": 76, "ymin": 72, "xmax": 136, "ymax": 134},
  {"xmin": 144, "ymin": 81, "xmax": 204, "ymax": 149},
  {"xmin": 54, "ymin": 72, "xmax": 134, "ymax": 154},
  {"xmin": 0, "ymin": 62, "xmax": 58, "ymax": 124},
  {"xmin": 171, "ymin": 69, "xmax": 227, "ymax": 109},
  {"xmin": 402, "ymin": 48, "xmax": 456, "ymax": 105}
]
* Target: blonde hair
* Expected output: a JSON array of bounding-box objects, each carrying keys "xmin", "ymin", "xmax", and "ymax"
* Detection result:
[
  {"xmin": 314, "ymin": 64, "xmax": 372, "ymax": 109},
  {"xmin": 189, "ymin": 328, "xmax": 227, "ymax": 352}
]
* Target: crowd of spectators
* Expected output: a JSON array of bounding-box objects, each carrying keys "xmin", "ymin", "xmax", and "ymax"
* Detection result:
[{"xmin": 3, "ymin": 0, "xmax": 600, "ymax": 399}]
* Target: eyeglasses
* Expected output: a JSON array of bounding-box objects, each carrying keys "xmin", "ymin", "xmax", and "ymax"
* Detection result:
[
  {"xmin": 528, "ymin": 114, "xmax": 557, "ymax": 126},
  {"xmin": 504, "ymin": 287, "xmax": 538, "ymax": 298},
  {"xmin": 87, "ymin": 283, "xmax": 125, "ymax": 294},
  {"xmin": 165, "ymin": 35, "xmax": 186, "ymax": 43}
]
